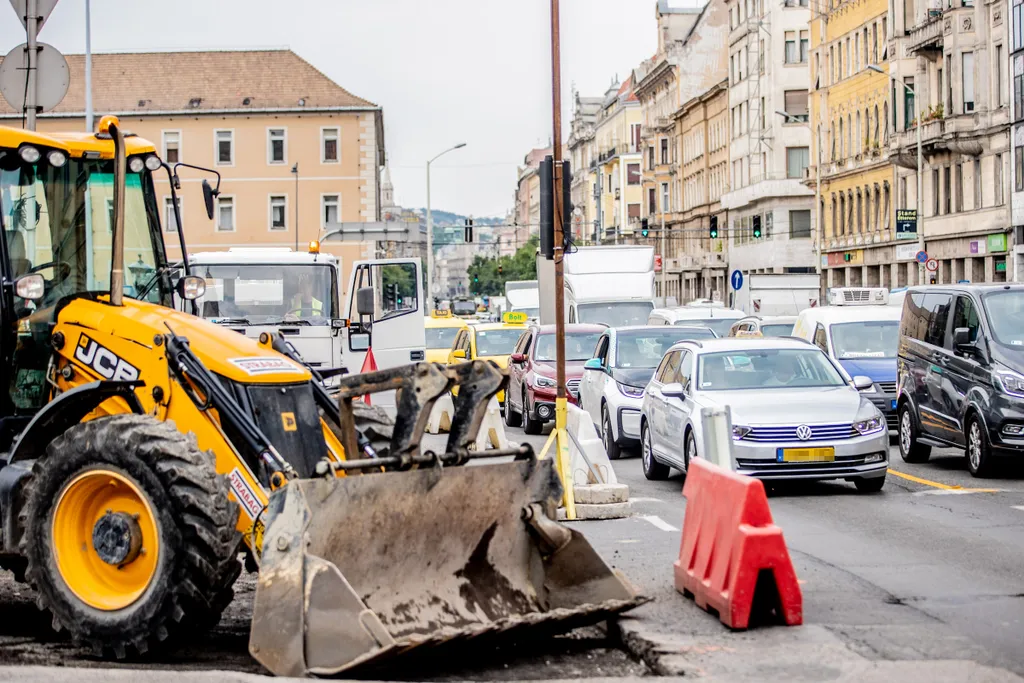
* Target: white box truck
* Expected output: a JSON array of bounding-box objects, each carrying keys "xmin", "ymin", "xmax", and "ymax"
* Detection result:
[
  {"xmin": 732, "ymin": 272, "xmax": 821, "ymax": 316},
  {"xmin": 504, "ymin": 279, "xmax": 540, "ymax": 320},
  {"xmin": 539, "ymin": 246, "xmax": 655, "ymax": 327}
]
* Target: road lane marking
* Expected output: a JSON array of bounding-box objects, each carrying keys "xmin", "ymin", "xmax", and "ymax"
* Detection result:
[
  {"xmin": 914, "ymin": 488, "xmax": 1002, "ymax": 495},
  {"xmin": 630, "ymin": 497, "xmax": 665, "ymax": 504},
  {"xmin": 887, "ymin": 468, "xmax": 997, "ymax": 493},
  {"xmin": 1012, "ymin": 506, "xmax": 1024, "ymax": 512},
  {"xmin": 640, "ymin": 515, "xmax": 679, "ymax": 532},
  {"xmin": 617, "ymin": 539, "xmax": 641, "ymax": 543}
]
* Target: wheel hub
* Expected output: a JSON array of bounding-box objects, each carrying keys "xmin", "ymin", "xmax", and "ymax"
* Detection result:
[{"xmin": 92, "ymin": 511, "xmax": 142, "ymax": 566}]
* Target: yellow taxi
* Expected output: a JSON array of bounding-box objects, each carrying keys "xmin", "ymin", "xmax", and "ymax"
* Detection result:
[
  {"xmin": 447, "ymin": 312, "xmax": 529, "ymax": 407},
  {"xmin": 424, "ymin": 310, "xmax": 469, "ymax": 364}
]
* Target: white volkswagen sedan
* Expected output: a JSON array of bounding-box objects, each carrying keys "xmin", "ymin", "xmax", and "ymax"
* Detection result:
[{"xmin": 639, "ymin": 338, "xmax": 889, "ymax": 492}]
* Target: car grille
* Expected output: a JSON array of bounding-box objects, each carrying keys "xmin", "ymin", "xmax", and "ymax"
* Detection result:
[
  {"xmin": 743, "ymin": 423, "xmax": 856, "ymax": 442},
  {"xmin": 566, "ymin": 379, "xmax": 581, "ymax": 397},
  {"xmin": 885, "ymin": 412, "xmax": 899, "ymax": 430},
  {"xmin": 736, "ymin": 453, "xmax": 885, "ymax": 476},
  {"xmin": 877, "ymin": 381, "xmax": 897, "ymax": 394}
]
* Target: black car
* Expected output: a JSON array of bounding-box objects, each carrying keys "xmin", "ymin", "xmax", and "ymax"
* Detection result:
[{"xmin": 896, "ymin": 284, "xmax": 1024, "ymax": 476}]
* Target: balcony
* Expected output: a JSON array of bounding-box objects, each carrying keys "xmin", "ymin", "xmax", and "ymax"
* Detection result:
[
  {"xmin": 905, "ymin": 15, "xmax": 943, "ymax": 55},
  {"xmin": 720, "ymin": 172, "xmax": 813, "ymax": 210}
]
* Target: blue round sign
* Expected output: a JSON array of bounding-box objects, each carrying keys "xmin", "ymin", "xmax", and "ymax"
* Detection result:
[
  {"xmin": 730, "ymin": 269, "xmax": 744, "ymax": 291},
  {"xmin": 915, "ymin": 250, "xmax": 928, "ymax": 264}
]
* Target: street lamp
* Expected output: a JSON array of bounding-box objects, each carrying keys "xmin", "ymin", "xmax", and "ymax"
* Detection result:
[
  {"xmin": 776, "ymin": 110, "xmax": 821, "ymax": 278},
  {"xmin": 426, "ymin": 143, "xmax": 467, "ymax": 302},
  {"xmin": 868, "ymin": 64, "xmax": 925, "ymax": 284}
]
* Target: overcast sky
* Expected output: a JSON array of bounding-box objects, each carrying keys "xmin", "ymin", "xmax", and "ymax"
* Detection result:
[{"xmin": 0, "ymin": 0, "xmax": 678, "ymax": 217}]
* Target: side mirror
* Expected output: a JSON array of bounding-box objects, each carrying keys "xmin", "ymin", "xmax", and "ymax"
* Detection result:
[
  {"xmin": 349, "ymin": 332, "xmax": 370, "ymax": 352},
  {"xmin": 583, "ymin": 358, "xmax": 603, "ymax": 371},
  {"xmin": 852, "ymin": 375, "xmax": 874, "ymax": 391},
  {"xmin": 202, "ymin": 179, "xmax": 217, "ymax": 220},
  {"xmin": 510, "ymin": 353, "xmax": 527, "ymax": 364},
  {"xmin": 13, "ymin": 273, "xmax": 44, "ymax": 301},
  {"xmin": 176, "ymin": 275, "xmax": 206, "ymax": 301},
  {"xmin": 452, "ymin": 349, "xmax": 467, "ymax": 360},
  {"xmin": 953, "ymin": 327, "xmax": 973, "ymax": 352},
  {"xmin": 661, "ymin": 382, "xmax": 686, "ymax": 399},
  {"xmin": 356, "ymin": 287, "xmax": 375, "ymax": 318}
]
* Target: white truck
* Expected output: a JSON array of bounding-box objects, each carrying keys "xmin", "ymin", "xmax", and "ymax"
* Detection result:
[
  {"xmin": 185, "ymin": 247, "xmax": 426, "ymax": 383},
  {"xmin": 504, "ymin": 279, "xmax": 539, "ymax": 320},
  {"xmin": 538, "ymin": 245, "xmax": 656, "ymax": 327},
  {"xmin": 732, "ymin": 272, "xmax": 821, "ymax": 316}
]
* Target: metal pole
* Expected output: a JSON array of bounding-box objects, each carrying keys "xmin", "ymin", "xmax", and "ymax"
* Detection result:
[
  {"xmin": 293, "ymin": 163, "xmax": 299, "ymax": 250},
  {"xmin": 426, "ymin": 160, "xmax": 434, "ymax": 301},
  {"xmin": 916, "ymin": 100, "xmax": 925, "ymax": 284},
  {"xmin": 85, "ymin": 0, "xmax": 93, "ymax": 132},
  {"xmin": 815, "ymin": 124, "xmax": 821, "ymax": 278},
  {"xmin": 24, "ymin": 0, "xmax": 38, "ymax": 131},
  {"xmin": 660, "ymin": 209, "xmax": 666, "ymax": 302}
]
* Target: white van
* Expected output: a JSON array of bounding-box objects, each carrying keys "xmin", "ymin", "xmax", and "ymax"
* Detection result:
[{"xmin": 647, "ymin": 306, "xmax": 746, "ymax": 337}]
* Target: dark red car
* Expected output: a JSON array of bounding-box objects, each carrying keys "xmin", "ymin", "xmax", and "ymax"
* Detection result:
[{"xmin": 504, "ymin": 324, "xmax": 605, "ymax": 434}]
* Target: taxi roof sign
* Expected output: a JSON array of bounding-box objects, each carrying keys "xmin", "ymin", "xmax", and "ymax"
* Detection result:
[
  {"xmin": 502, "ymin": 311, "xmax": 528, "ymax": 325},
  {"xmin": 431, "ymin": 309, "xmax": 452, "ymax": 318}
]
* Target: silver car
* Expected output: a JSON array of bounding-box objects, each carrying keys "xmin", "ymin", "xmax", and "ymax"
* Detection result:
[{"xmin": 640, "ymin": 338, "xmax": 889, "ymax": 492}]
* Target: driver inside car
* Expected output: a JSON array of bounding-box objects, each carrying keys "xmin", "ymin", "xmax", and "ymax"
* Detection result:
[{"xmin": 286, "ymin": 272, "xmax": 324, "ymax": 318}]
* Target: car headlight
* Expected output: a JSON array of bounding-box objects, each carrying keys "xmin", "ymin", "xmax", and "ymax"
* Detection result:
[
  {"xmin": 535, "ymin": 375, "xmax": 556, "ymax": 388},
  {"xmin": 617, "ymin": 381, "xmax": 644, "ymax": 398},
  {"xmin": 994, "ymin": 367, "xmax": 1024, "ymax": 398},
  {"xmin": 732, "ymin": 425, "xmax": 751, "ymax": 440},
  {"xmin": 853, "ymin": 414, "xmax": 885, "ymax": 435}
]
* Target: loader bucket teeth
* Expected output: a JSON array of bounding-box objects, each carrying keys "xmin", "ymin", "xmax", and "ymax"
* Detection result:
[{"xmin": 248, "ymin": 457, "xmax": 645, "ymax": 677}]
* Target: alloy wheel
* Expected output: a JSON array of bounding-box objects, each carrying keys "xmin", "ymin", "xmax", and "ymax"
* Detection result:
[
  {"xmin": 900, "ymin": 410, "xmax": 912, "ymax": 455},
  {"xmin": 968, "ymin": 420, "xmax": 982, "ymax": 471}
]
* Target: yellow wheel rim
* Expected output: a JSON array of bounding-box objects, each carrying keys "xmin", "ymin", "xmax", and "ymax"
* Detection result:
[{"xmin": 51, "ymin": 469, "xmax": 160, "ymax": 611}]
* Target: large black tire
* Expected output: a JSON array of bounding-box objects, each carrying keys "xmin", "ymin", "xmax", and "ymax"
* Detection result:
[
  {"xmin": 522, "ymin": 390, "xmax": 543, "ymax": 436},
  {"xmin": 503, "ymin": 393, "xmax": 523, "ymax": 428},
  {"xmin": 898, "ymin": 404, "xmax": 932, "ymax": 463},
  {"xmin": 321, "ymin": 400, "xmax": 395, "ymax": 458},
  {"xmin": 20, "ymin": 414, "xmax": 241, "ymax": 658},
  {"xmin": 641, "ymin": 423, "xmax": 670, "ymax": 481},
  {"xmin": 854, "ymin": 475, "xmax": 886, "ymax": 493},
  {"xmin": 601, "ymin": 405, "xmax": 622, "ymax": 460},
  {"xmin": 966, "ymin": 413, "xmax": 995, "ymax": 478}
]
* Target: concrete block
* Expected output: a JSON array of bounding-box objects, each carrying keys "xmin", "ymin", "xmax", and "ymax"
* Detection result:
[
  {"xmin": 574, "ymin": 483, "xmax": 630, "ymax": 505},
  {"xmin": 568, "ymin": 501, "xmax": 632, "ymax": 520}
]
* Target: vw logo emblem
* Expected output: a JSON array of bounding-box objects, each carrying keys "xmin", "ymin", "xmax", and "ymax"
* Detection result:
[{"xmin": 796, "ymin": 425, "xmax": 813, "ymax": 441}]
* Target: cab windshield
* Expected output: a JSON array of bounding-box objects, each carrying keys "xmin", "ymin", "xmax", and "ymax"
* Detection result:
[
  {"xmin": 426, "ymin": 326, "xmax": 461, "ymax": 349},
  {"xmin": 0, "ymin": 153, "xmax": 168, "ymax": 308},
  {"xmin": 830, "ymin": 321, "xmax": 899, "ymax": 359},
  {"xmin": 982, "ymin": 290, "xmax": 1024, "ymax": 347},
  {"xmin": 193, "ymin": 264, "xmax": 338, "ymax": 325}
]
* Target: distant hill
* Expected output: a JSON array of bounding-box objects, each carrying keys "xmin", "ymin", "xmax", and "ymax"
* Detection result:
[{"xmin": 411, "ymin": 209, "xmax": 503, "ymax": 227}]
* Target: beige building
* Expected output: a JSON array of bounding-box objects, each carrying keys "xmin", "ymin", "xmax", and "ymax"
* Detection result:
[
  {"xmin": 593, "ymin": 77, "xmax": 644, "ymax": 240},
  {"xmin": 568, "ymin": 93, "xmax": 603, "ymax": 243},
  {"xmin": 513, "ymin": 146, "xmax": 552, "ymax": 239},
  {"xmin": 0, "ymin": 49, "xmax": 385, "ymax": 292}
]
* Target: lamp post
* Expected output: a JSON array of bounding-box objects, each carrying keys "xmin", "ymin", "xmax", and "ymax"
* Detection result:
[
  {"xmin": 426, "ymin": 143, "xmax": 467, "ymax": 301},
  {"xmin": 291, "ymin": 163, "xmax": 299, "ymax": 250},
  {"xmin": 776, "ymin": 110, "xmax": 822, "ymax": 279},
  {"xmin": 869, "ymin": 64, "xmax": 924, "ymax": 284}
]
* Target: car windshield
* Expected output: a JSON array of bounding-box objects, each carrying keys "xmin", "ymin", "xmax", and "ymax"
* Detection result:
[
  {"xmin": 452, "ymin": 300, "xmax": 477, "ymax": 316},
  {"xmin": 761, "ymin": 323, "xmax": 794, "ymax": 337},
  {"xmin": 830, "ymin": 320, "xmax": 898, "ymax": 358},
  {"xmin": 514, "ymin": 307, "xmax": 539, "ymax": 319},
  {"xmin": 578, "ymin": 301, "xmax": 653, "ymax": 327},
  {"xmin": 426, "ymin": 326, "xmax": 461, "ymax": 349},
  {"xmin": 982, "ymin": 290, "xmax": 1024, "ymax": 347},
  {"xmin": 535, "ymin": 331, "xmax": 602, "ymax": 361},
  {"xmin": 475, "ymin": 328, "xmax": 523, "ymax": 356},
  {"xmin": 697, "ymin": 348, "xmax": 847, "ymax": 391},
  {"xmin": 616, "ymin": 329, "xmax": 711, "ymax": 368},
  {"xmin": 194, "ymin": 264, "xmax": 337, "ymax": 325},
  {"xmin": 675, "ymin": 318, "xmax": 737, "ymax": 336}
]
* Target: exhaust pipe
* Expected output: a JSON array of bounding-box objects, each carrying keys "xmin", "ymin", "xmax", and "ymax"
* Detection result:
[{"xmin": 100, "ymin": 115, "xmax": 126, "ymax": 307}]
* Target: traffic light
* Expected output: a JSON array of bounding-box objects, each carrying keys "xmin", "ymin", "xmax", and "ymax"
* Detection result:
[
  {"xmin": 464, "ymin": 217, "xmax": 474, "ymax": 243},
  {"xmin": 538, "ymin": 157, "xmax": 573, "ymax": 260},
  {"xmin": 709, "ymin": 215, "xmax": 719, "ymax": 239},
  {"xmin": 641, "ymin": 218, "xmax": 649, "ymax": 238},
  {"xmin": 384, "ymin": 283, "xmax": 397, "ymax": 308},
  {"xmin": 497, "ymin": 264, "xmax": 503, "ymax": 275},
  {"xmin": 752, "ymin": 215, "xmax": 762, "ymax": 239}
]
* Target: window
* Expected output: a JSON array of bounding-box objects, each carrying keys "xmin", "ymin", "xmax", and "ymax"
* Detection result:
[
  {"xmin": 944, "ymin": 166, "xmax": 952, "ymax": 213},
  {"xmin": 216, "ymin": 196, "xmax": 235, "ymax": 232},
  {"xmin": 813, "ymin": 324, "xmax": 828, "ymax": 352},
  {"xmin": 268, "ymin": 128, "xmax": 286, "ymax": 164},
  {"xmin": 963, "ymin": 52, "xmax": 975, "ymax": 113},
  {"xmin": 923, "ymin": 293, "xmax": 953, "ymax": 348},
  {"xmin": 162, "ymin": 131, "xmax": 180, "ymax": 164},
  {"xmin": 786, "ymin": 147, "xmax": 810, "ymax": 178},
  {"xmin": 1017, "ymin": 146, "xmax": 1024, "ymax": 192},
  {"xmin": 627, "ymin": 163, "xmax": 641, "ymax": 185},
  {"xmin": 996, "ymin": 45, "xmax": 1004, "ymax": 108},
  {"xmin": 321, "ymin": 127, "xmax": 339, "ymax": 163},
  {"xmin": 899, "ymin": 176, "xmax": 907, "ymax": 209},
  {"xmin": 946, "ymin": 54, "xmax": 953, "ymax": 112},
  {"xmin": 661, "ymin": 182, "xmax": 669, "ymax": 212},
  {"xmin": 1016, "ymin": 2, "xmax": 1024, "ymax": 51},
  {"xmin": 660, "ymin": 138, "xmax": 669, "ymax": 164},
  {"xmin": 952, "ymin": 296, "xmax": 980, "ymax": 343},
  {"xmin": 974, "ymin": 159, "xmax": 981, "ymax": 209},
  {"xmin": 854, "ymin": 34, "xmax": 860, "ymax": 72},
  {"xmin": 163, "ymin": 196, "xmax": 181, "ymax": 233},
  {"xmin": 215, "ymin": 130, "xmax": 233, "ymax": 165},
  {"xmin": 785, "ymin": 32, "xmax": 798, "ymax": 64},
  {"xmin": 995, "ymin": 153, "xmax": 1004, "ymax": 204},
  {"xmin": 322, "ymin": 194, "xmax": 340, "ymax": 227},
  {"xmin": 1016, "ymin": 62, "xmax": 1024, "ymax": 120},
  {"xmin": 790, "ymin": 209, "xmax": 811, "ymax": 238},
  {"xmin": 783, "ymin": 88, "xmax": 807, "ymax": 120},
  {"xmin": 800, "ymin": 31, "xmax": 809, "ymax": 63},
  {"xmin": 956, "ymin": 163, "xmax": 963, "ymax": 212},
  {"xmin": 269, "ymin": 195, "xmax": 287, "ymax": 231},
  {"xmin": 872, "ymin": 23, "xmax": 878, "ymax": 62},
  {"xmin": 648, "ymin": 146, "xmax": 655, "ymax": 169},
  {"xmin": 904, "ymin": 77, "xmax": 915, "ymax": 129},
  {"xmin": 846, "ymin": 38, "xmax": 852, "ymax": 77},
  {"xmin": 932, "ymin": 169, "xmax": 940, "ymax": 215}
]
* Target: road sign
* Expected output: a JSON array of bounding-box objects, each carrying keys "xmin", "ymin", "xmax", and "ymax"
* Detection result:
[
  {"xmin": 896, "ymin": 209, "xmax": 918, "ymax": 239},
  {"xmin": 730, "ymin": 269, "xmax": 744, "ymax": 291},
  {"xmin": 915, "ymin": 250, "xmax": 928, "ymax": 264},
  {"xmin": 926, "ymin": 258, "xmax": 938, "ymax": 272},
  {"xmin": 9, "ymin": 0, "xmax": 59, "ymax": 31},
  {"xmin": 654, "ymin": 254, "xmax": 662, "ymax": 272},
  {"xmin": 0, "ymin": 42, "xmax": 68, "ymax": 113}
]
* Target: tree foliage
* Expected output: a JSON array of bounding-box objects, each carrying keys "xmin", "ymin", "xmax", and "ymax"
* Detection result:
[{"xmin": 466, "ymin": 236, "xmax": 538, "ymax": 296}]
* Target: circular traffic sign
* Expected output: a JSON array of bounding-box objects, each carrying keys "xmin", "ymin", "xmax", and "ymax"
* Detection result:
[
  {"xmin": 926, "ymin": 258, "xmax": 938, "ymax": 272},
  {"xmin": 730, "ymin": 269, "xmax": 744, "ymax": 291},
  {"xmin": 0, "ymin": 42, "xmax": 69, "ymax": 113},
  {"xmin": 915, "ymin": 250, "xmax": 928, "ymax": 264}
]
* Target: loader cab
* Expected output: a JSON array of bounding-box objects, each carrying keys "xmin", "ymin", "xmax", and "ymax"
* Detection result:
[{"xmin": 0, "ymin": 126, "xmax": 171, "ymax": 424}]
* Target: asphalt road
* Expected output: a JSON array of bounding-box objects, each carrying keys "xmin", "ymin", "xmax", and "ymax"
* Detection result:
[{"xmin": 503, "ymin": 421, "xmax": 1024, "ymax": 680}]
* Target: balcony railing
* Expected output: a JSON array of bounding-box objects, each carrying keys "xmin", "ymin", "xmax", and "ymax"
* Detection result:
[{"xmin": 906, "ymin": 15, "xmax": 943, "ymax": 54}]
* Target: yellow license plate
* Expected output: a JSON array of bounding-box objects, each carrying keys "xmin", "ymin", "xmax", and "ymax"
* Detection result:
[{"xmin": 777, "ymin": 447, "xmax": 835, "ymax": 462}]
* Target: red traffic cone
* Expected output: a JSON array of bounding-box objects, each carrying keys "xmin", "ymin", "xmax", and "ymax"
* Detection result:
[{"xmin": 358, "ymin": 348, "xmax": 378, "ymax": 405}]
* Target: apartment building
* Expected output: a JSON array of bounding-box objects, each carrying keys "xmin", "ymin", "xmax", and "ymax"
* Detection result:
[
  {"xmin": 1013, "ymin": 0, "xmax": 1024, "ymax": 279},
  {"xmin": 720, "ymin": 0, "xmax": 815, "ymax": 276},
  {"xmin": 513, "ymin": 146, "xmax": 552, "ymax": 238},
  {"xmin": 568, "ymin": 93, "xmax": 604, "ymax": 244},
  {"xmin": 0, "ymin": 49, "xmax": 385, "ymax": 290},
  {"xmin": 811, "ymin": 0, "xmax": 895, "ymax": 288},
  {"xmin": 888, "ymin": 0, "xmax": 1011, "ymax": 284},
  {"xmin": 593, "ymin": 78, "xmax": 644, "ymax": 240}
]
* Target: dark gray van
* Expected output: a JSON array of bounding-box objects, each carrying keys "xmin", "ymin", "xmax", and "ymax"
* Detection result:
[{"xmin": 896, "ymin": 284, "xmax": 1024, "ymax": 476}]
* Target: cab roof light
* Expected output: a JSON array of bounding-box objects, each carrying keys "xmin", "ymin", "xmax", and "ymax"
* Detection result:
[{"xmin": 308, "ymin": 240, "xmax": 320, "ymax": 254}]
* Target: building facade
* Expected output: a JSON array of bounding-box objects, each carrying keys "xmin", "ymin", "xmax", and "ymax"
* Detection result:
[
  {"xmin": 568, "ymin": 93, "xmax": 603, "ymax": 244},
  {"xmin": 513, "ymin": 146, "xmax": 552, "ymax": 239},
  {"xmin": 811, "ymin": 0, "xmax": 896, "ymax": 288},
  {"xmin": 0, "ymin": 49, "xmax": 386, "ymax": 293},
  {"xmin": 889, "ymin": 0, "xmax": 1012, "ymax": 284},
  {"xmin": 720, "ymin": 0, "xmax": 816, "ymax": 277},
  {"xmin": 594, "ymin": 78, "xmax": 644, "ymax": 240}
]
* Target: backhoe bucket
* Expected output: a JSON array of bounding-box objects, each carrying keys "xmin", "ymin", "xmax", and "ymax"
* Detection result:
[{"xmin": 249, "ymin": 457, "xmax": 644, "ymax": 677}]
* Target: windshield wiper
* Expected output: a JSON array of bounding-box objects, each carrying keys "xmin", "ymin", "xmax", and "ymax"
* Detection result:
[
  {"xmin": 263, "ymin": 318, "xmax": 312, "ymax": 326},
  {"xmin": 211, "ymin": 317, "xmax": 251, "ymax": 326},
  {"xmin": 132, "ymin": 263, "xmax": 180, "ymax": 301}
]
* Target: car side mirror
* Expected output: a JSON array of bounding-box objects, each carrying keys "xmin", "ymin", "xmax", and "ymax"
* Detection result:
[
  {"xmin": 356, "ymin": 287, "xmax": 375, "ymax": 318},
  {"xmin": 953, "ymin": 327, "xmax": 973, "ymax": 353},
  {"xmin": 13, "ymin": 273, "xmax": 45, "ymax": 301},
  {"xmin": 510, "ymin": 353, "xmax": 526, "ymax": 364},
  {"xmin": 452, "ymin": 349, "xmax": 467, "ymax": 360},
  {"xmin": 349, "ymin": 332, "xmax": 370, "ymax": 352},
  {"xmin": 852, "ymin": 375, "xmax": 874, "ymax": 391},
  {"xmin": 661, "ymin": 382, "xmax": 685, "ymax": 399},
  {"xmin": 201, "ymin": 179, "xmax": 217, "ymax": 220},
  {"xmin": 583, "ymin": 358, "xmax": 602, "ymax": 371}
]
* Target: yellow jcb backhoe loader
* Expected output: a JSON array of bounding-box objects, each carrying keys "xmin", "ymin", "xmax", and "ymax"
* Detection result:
[{"xmin": 0, "ymin": 117, "xmax": 643, "ymax": 677}]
